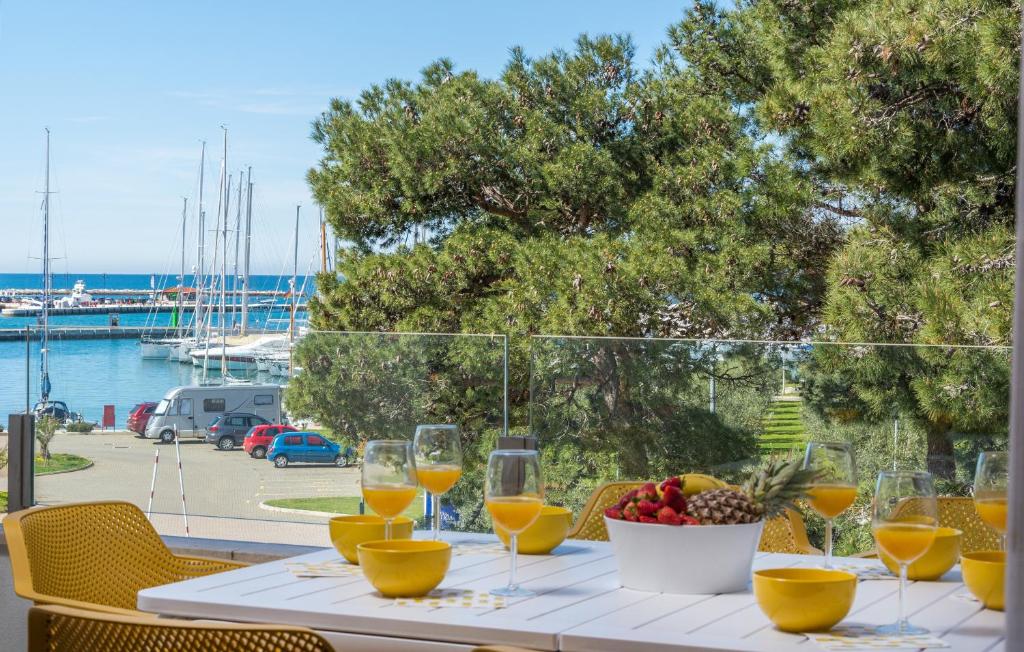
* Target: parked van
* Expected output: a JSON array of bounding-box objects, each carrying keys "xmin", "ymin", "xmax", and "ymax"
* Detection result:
[{"xmin": 144, "ymin": 384, "xmax": 283, "ymax": 443}]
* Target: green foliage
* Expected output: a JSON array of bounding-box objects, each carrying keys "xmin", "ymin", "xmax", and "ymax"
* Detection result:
[
  {"xmin": 0, "ymin": 446, "xmax": 7, "ymax": 472},
  {"xmin": 65, "ymin": 421, "xmax": 96, "ymax": 433},
  {"xmin": 35, "ymin": 416, "xmax": 59, "ymax": 461},
  {"xmin": 296, "ymin": 0, "xmax": 1018, "ymax": 527}
]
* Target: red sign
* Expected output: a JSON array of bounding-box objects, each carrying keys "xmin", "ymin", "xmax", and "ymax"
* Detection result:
[{"xmin": 102, "ymin": 405, "xmax": 115, "ymax": 429}]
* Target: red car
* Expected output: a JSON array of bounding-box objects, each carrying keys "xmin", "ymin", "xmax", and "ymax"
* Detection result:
[
  {"xmin": 243, "ymin": 424, "xmax": 298, "ymax": 459},
  {"xmin": 127, "ymin": 402, "xmax": 158, "ymax": 435}
]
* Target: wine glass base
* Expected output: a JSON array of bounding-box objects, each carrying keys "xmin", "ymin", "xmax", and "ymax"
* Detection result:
[
  {"xmin": 490, "ymin": 586, "xmax": 534, "ymax": 598},
  {"xmin": 875, "ymin": 622, "xmax": 929, "ymax": 636}
]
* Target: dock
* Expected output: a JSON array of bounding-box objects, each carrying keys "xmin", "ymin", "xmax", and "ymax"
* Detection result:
[
  {"xmin": 0, "ymin": 327, "xmax": 288, "ymax": 342},
  {"xmin": 0, "ymin": 303, "xmax": 308, "ymax": 317}
]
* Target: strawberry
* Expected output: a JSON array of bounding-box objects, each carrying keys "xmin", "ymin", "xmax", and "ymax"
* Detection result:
[
  {"xmin": 637, "ymin": 482, "xmax": 659, "ymax": 502},
  {"xmin": 604, "ymin": 507, "xmax": 623, "ymax": 520},
  {"xmin": 637, "ymin": 499, "xmax": 659, "ymax": 516},
  {"xmin": 661, "ymin": 484, "xmax": 687, "ymax": 512},
  {"xmin": 679, "ymin": 514, "xmax": 700, "ymax": 526},
  {"xmin": 616, "ymin": 489, "xmax": 639, "ymax": 509},
  {"xmin": 638, "ymin": 515, "xmax": 658, "ymax": 524},
  {"xmin": 622, "ymin": 503, "xmax": 640, "ymax": 522},
  {"xmin": 657, "ymin": 506, "xmax": 682, "ymax": 525},
  {"xmin": 659, "ymin": 475, "xmax": 682, "ymax": 491}
]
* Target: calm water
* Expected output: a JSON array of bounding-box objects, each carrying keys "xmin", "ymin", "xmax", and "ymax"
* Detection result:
[{"xmin": 0, "ymin": 273, "xmax": 301, "ymax": 425}]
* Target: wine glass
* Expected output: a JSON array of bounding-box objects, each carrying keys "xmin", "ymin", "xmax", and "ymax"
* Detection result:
[
  {"xmin": 485, "ymin": 449, "xmax": 544, "ymax": 597},
  {"xmin": 974, "ymin": 451, "xmax": 1009, "ymax": 550},
  {"xmin": 361, "ymin": 440, "xmax": 417, "ymax": 540},
  {"xmin": 803, "ymin": 441, "xmax": 857, "ymax": 569},
  {"xmin": 872, "ymin": 471, "xmax": 938, "ymax": 635},
  {"xmin": 413, "ymin": 424, "xmax": 463, "ymax": 540}
]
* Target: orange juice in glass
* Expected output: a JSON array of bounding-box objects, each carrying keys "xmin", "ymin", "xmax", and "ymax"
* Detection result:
[
  {"xmin": 363, "ymin": 483, "xmax": 418, "ymax": 519},
  {"xmin": 974, "ymin": 452, "xmax": 1009, "ymax": 549},
  {"xmin": 486, "ymin": 495, "xmax": 544, "ymax": 533},
  {"xmin": 803, "ymin": 441, "xmax": 857, "ymax": 569},
  {"xmin": 872, "ymin": 471, "xmax": 938, "ymax": 636},
  {"xmin": 413, "ymin": 425, "xmax": 463, "ymax": 541},
  {"xmin": 485, "ymin": 449, "xmax": 544, "ymax": 597},
  {"xmin": 361, "ymin": 440, "xmax": 417, "ymax": 540}
]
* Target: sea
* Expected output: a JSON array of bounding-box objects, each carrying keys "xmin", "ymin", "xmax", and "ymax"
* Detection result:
[{"xmin": 0, "ymin": 273, "xmax": 311, "ymax": 426}]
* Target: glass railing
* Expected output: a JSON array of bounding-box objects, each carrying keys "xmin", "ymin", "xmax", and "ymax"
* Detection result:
[
  {"xmin": 25, "ymin": 330, "xmax": 507, "ymax": 545},
  {"xmin": 529, "ymin": 336, "xmax": 1010, "ymax": 555},
  {"xmin": 12, "ymin": 332, "xmax": 1011, "ymax": 554}
]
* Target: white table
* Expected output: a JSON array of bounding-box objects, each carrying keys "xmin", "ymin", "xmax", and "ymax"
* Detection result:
[{"xmin": 138, "ymin": 533, "xmax": 1006, "ymax": 652}]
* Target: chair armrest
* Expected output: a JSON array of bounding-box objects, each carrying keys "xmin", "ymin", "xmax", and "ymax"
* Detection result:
[{"xmin": 850, "ymin": 549, "xmax": 878, "ymax": 558}]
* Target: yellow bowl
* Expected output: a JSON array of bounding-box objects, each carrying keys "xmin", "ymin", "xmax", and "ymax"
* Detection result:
[
  {"xmin": 879, "ymin": 527, "xmax": 961, "ymax": 580},
  {"xmin": 753, "ymin": 568, "xmax": 857, "ymax": 632},
  {"xmin": 357, "ymin": 540, "xmax": 452, "ymax": 598},
  {"xmin": 961, "ymin": 551, "xmax": 1005, "ymax": 611},
  {"xmin": 328, "ymin": 515, "xmax": 414, "ymax": 564},
  {"xmin": 494, "ymin": 505, "xmax": 572, "ymax": 555}
]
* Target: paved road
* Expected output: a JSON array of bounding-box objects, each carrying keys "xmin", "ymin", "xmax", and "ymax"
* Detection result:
[{"xmin": 32, "ymin": 432, "xmax": 362, "ymax": 545}]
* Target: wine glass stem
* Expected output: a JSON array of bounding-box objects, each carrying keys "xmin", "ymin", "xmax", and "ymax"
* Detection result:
[
  {"xmin": 824, "ymin": 519, "xmax": 833, "ymax": 569},
  {"xmin": 432, "ymin": 492, "xmax": 441, "ymax": 541},
  {"xmin": 385, "ymin": 518, "xmax": 393, "ymax": 541},
  {"xmin": 897, "ymin": 563, "xmax": 908, "ymax": 633},
  {"xmin": 508, "ymin": 534, "xmax": 519, "ymax": 591}
]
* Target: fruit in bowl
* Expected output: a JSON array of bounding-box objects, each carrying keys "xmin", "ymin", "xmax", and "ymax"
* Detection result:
[{"xmin": 604, "ymin": 460, "xmax": 817, "ymax": 594}]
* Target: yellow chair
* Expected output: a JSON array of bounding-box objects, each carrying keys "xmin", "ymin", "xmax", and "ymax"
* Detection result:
[
  {"xmin": 4, "ymin": 501, "xmax": 247, "ymax": 615},
  {"xmin": 28, "ymin": 604, "xmax": 335, "ymax": 652},
  {"xmin": 568, "ymin": 478, "xmax": 821, "ymax": 555}
]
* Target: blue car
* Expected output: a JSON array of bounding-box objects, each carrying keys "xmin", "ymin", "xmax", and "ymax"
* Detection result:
[{"xmin": 267, "ymin": 432, "xmax": 354, "ymax": 468}]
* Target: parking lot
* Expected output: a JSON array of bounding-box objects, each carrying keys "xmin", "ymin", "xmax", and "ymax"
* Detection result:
[{"xmin": 31, "ymin": 432, "xmax": 361, "ymax": 545}]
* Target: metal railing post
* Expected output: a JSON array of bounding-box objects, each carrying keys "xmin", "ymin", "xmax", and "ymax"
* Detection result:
[{"xmin": 7, "ymin": 413, "xmax": 35, "ymax": 512}]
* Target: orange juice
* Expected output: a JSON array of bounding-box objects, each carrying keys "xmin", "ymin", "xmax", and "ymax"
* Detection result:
[
  {"xmin": 363, "ymin": 484, "xmax": 418, "ymax": 519},
  {"xmin": 417, "ymin": 465, "xmax": 463, "ymax": 495},
  {"xmin": 874, "ymin": 522, "xmax": 937, "ymax": 563},
  {"xmin": 975, "ymin": 496, "xmax": 1008, "ymax": 533},
  {"xmin": 807, "ymin": 484, "xmax": 857, "ymax": 519},
  {"xmin": 486, "ymin": 495, "xmax": 543, "ymax": 534}
]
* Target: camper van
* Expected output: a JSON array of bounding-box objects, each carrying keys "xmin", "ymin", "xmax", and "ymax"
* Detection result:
[{"xmin": 144, "ymin": 384, "xmax": 283, "ymax": 443}]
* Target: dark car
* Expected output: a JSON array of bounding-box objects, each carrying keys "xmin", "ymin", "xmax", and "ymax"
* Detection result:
[
  {"xmin": 267, "ymin": 432, "xmax": 354, "ymax": 468},
  {"xmin": 205, "ymin": 412, "xmax": 270, "ymax": 451},
  {"xmin": 127, "ymin": 402, "xmax": 158, "ymax": 435},
  {"xmin": 243, "ymin": 423, "xmax": 298, "ymax": 459}
]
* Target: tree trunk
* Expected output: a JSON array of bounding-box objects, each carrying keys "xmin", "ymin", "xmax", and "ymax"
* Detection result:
[{"xmin": 925, "ymin": 423, "xmax": 955, "ymax": 481}]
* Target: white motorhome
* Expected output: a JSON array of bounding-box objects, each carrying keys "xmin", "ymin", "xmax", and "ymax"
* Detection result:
[{"xmin": 144, "ymin": 384, "xmax": 283, "ymax": 443}]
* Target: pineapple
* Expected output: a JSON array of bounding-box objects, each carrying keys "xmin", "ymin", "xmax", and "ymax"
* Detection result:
[{"xmin": 687, "ymin": 459, "xmax": 818, "ymax": 525}]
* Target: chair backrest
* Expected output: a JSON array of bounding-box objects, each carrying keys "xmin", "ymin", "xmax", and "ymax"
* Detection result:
[
  {"xmin": 4, "ymin": 501, "xmax": 209, "ymax": 612},
  {"xmin": 891, "ymin": 496, "xmax": 1001, "ymax": 554},
  {"xmin": 567, "ymin": 477, "xmax": 821, "ymax": 555},
  {"xmin": 28, "ymin": 604, "xmax": 335, "ymax": 652}
]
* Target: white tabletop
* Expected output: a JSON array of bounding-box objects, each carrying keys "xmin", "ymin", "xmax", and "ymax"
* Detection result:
[{"xmin": 138, "ymin": 533, "xmax": 1006, "ymax": 652}]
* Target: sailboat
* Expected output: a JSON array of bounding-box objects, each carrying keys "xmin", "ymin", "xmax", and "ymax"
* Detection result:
[{"xmin": 31, "ymin": 129, "xmax": 82, "ymax": 424}]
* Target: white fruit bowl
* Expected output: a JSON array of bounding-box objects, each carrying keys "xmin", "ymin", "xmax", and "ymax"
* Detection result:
[{"xmin": 604, "ymin": 516, "xmax": 764, "ymax": 594}]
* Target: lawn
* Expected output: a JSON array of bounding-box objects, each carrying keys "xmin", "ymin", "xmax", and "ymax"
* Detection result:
[
  {"xmin": 265, "ymin": 493, "xmax": 425, "ymax": 520},
  {"xmin": 35, "ymin": 453, "xmax": 92, "ymax": 475}
]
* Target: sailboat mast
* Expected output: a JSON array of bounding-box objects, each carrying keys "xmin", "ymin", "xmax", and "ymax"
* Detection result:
[
  {"xmin": 195, "ymin": 140, "xmax": 206, "ymax": 342},
  {"xmin": 231, "ymin": 169, "xmax": 242, "ymax": 331},
  {"xmin": 320, "ymin": 207, "xmax": 327, "ymax": 273},
  {"xmin": 241, "ymin": 167, "xmax": 253, "ymax": 336},
  {"xmin": 178, "ymin": 197, "xmax": 187, "ymax": 336},
  {"xmin": 219, "ymin": 127, "xmax": 230, "ymax": 376},
  {"xmin": 40, "ymin": 128, "xmax": 52, "ymax": 404},
  {"xmin": 289, "ymin": 205, "xmax": 299, "ymax": 374}
]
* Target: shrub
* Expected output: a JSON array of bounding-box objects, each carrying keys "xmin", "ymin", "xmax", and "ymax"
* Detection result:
[{"xmin": 66, "ymin": 421, "xmax": 96, "ymax": 433}]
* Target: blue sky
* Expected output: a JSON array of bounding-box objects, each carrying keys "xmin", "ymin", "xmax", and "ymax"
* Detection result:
[{"xmin": 0, "ymin": 1, "xmax": 688, "ymax": 275}]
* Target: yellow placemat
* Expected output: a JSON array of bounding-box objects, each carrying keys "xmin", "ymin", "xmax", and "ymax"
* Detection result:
[
  {"xmin": 286, "ymin": 560, "xmax": 363, "ymax": 578},
  {"xmin": 393, "ymin": 588, "xmax": 509, "ymax": 609},
  {"xmin": 807, "ymin": 624, "xmax": 949, "ymax": 650}
]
